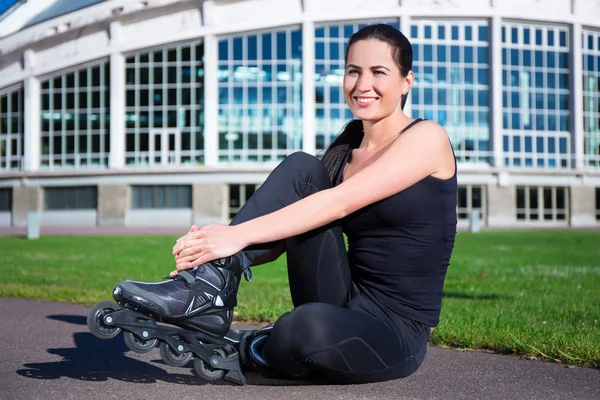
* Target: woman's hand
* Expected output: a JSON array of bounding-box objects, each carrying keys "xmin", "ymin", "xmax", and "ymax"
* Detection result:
[{"xmin": 170, "ymin": 224, "xmax": 248, "ymax": 277}]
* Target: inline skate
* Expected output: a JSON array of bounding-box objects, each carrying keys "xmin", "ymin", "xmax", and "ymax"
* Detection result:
[{"xmin": 86, "ymin": 253, "xmax": 253, "ymax": 385}]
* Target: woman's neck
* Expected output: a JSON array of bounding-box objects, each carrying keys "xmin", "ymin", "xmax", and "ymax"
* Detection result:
[{"xmin": 360, "ymin": 113, "xmax": 412, "ymax": 150}]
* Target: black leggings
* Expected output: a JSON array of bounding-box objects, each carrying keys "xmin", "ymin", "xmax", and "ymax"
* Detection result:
[{"xmin": 230, "ymin": 152, "xmax": 430, "ymax": 383}]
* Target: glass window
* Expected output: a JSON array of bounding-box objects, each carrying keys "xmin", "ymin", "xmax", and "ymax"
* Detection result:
[
  {"xmin": 412, "ymin": 20, "xmax": 491, "ymax": 164},
  {"xmin": 0, "ymin": 188, "xmax": 12, "ymax": 211},
  {"xmin": 502, "ymin": 22, "xmax": 571, "ymax": 169},
  {"xmin": 125, "ymin": 42, "xmax": 204, "ymax": 166},
  {"xmin": 44, "ymin": 187, "xmax": 97, "ymax": 210},
  {"xmin": 583, "ymin": 29, "xmax": 600, "ymax": 168},
  {"xmin": 130, "ymin": 185, "xmax": 192, "ymax": 209},
  {"xmin": 0, "ymin": 86, "xmax": 24, "ymax": 170},
  {"xmin": 515, "ymin": 185, "xmax": 568, "ymax": 223},
  {"xmin": 229, "ymin": 184, "xmax": 258, "ymax": 219},
  {"xmin": 456, "ymin": 185, "xmax": 485, "ymax": 222}
]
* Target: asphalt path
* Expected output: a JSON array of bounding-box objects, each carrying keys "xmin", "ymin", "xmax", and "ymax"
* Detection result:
[{"xmin": 1, "ymin": 297, "xmax": 598, "ymax": 400}]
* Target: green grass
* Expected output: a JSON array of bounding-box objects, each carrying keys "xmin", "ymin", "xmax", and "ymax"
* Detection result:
[{"xmin": 0, "ymin": 231, "xmax": 599, "ymax": 368}]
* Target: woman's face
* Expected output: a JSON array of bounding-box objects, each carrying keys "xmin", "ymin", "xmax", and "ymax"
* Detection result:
[{"xmin": 343, "ymin": 39, "xmax": 411, "ymax": 122}]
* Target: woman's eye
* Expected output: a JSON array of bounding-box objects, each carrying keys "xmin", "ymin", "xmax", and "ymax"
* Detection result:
[{"xmin": 373, "ymin": 70, "xmax": 385, "ymax": 75}]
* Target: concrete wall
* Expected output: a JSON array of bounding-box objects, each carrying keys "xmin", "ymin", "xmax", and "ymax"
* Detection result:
[
  {"xmin": 97, "ymin": 184, "xmax": 129, "ymax": 226},
  {"xmin": 486, "ymin": 184, "xmax": 516, "ymax": 228},
  {"xmin": 40, "ymin": 210, "xmax": 97, "ymax": 226},
  {"xmin": 0, "ymin": 212, "xmax": 11, "ymax": 227},
  {"xmin": 126, "ymin": 209, "xmax": 193, "ymax": 227},
  {"xmin": 12, "ymin": 186, "xmax": 41, "ymax": 228},
  {"xmin": 193, "ymin": 184, "xmax": 228, "ymax": 227},
  {"xmin": 570, "ymin": 186, "xmax": 597, "ymax": 227}
]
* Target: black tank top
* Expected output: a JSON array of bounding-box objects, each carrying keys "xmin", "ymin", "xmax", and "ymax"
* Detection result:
[{"xmin": 336, "ymin": 119, "xmax": 457, "ymax": 326}]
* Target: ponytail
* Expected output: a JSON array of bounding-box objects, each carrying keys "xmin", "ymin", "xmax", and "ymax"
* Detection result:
[{"xmin": 321, "ymin": 119, "xmax": 364, "ymax": 183}]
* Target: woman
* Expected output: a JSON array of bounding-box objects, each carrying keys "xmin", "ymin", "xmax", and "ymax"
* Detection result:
[{"xmin": 118, "ymin": 24, "xmax": 457, "ymax": 383}]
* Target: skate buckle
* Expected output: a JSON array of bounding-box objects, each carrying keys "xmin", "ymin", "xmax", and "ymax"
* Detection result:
[{"xmin": 243, "ymin": 267, "xmax": 253, "ymax": 282}]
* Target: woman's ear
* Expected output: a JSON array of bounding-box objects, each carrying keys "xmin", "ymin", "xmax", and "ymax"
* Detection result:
[{"xmin": 403, "ymin": 71, "xmax": 415, "ymax": 95}]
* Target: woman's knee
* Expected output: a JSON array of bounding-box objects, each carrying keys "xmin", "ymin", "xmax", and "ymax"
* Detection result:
[{"xmin": 282, "ymin": 151, "xmax": 332, "ymax": 190}]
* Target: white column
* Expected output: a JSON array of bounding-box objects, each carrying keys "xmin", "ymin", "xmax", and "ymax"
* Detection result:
[
  {"xmin": 23, "ymin": 49, "xmax": 40, "ymax": 172},
  {"xmin": 203, "ymin": 33, "xmax": 219, "ymax": 166},
  {"xmin": 302, "ymin": 20, "xmax": 316, "ymax": 155},
  {"xmin": 400, "ymin": 14, "xmax": 413, "ymax": 118},
  {"xmin": 109, "ymin": 52, "xmax": 125, "ymax": 169},
  {"xmin": 491, "ymin": 15, "xmax": 504, "ymax": 169},
  {"xmin": 572, "ymin": 23, "xmax": 584, "ymax": 170},
  {"xmin": 109, "ymin": 21, "xmax": 125, "ymax": 169}
]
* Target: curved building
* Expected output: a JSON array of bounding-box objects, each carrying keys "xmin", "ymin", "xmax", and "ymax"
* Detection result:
[{"xmin": 0, "ymin": 0, "xmax": 599, "ymax": 229}]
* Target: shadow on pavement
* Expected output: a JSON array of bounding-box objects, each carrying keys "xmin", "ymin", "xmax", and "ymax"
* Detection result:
[{"xmin": 18, "ymin": 315, "xmax": 327, "ymax": 387}]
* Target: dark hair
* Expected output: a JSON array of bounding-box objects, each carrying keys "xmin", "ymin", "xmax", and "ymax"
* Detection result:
[{"xmin": 321, "ymin": 24, "xmax": 413, "ymax": 182}]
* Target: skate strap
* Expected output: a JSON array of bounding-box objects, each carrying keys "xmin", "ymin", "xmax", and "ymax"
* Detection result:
[
  {"xmin": 175, "ymin": 270, "xmax": 196, "ymax": 285},
  {"xmin": 243, "ymin": 266, "xmax": 253, "ymax": 282}
]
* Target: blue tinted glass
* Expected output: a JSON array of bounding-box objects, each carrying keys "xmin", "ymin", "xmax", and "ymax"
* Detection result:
[
  {"xmin": 548, "ymin": 72, "xmax": 556, "ymax": 89},
  {"xmin": 248, "ymin": 87, "xmax": 257, "ymax": 103},
  {"xmin": 466, "ymin": 111, "xmax": 474, "ymax": 124},
  {"xmin": 502, "ymin": 27, "xmax": 506, "ymax": 43},
  {"xmin": 452, "ymin": 26, "xmax": 459, "ymax": 40},
  {"xmin": 316, "ymin": 27, "xmax": 324, "ymax": 38},
  {"xmin": 277, "ymin": 32, "xmax": 286, "ymax": 60},
  {"xmin": 262, "ymin": 34, "xmax": 272, "ymax": 60},
  {"xmin": 479, "ymin": 111, "xmax": 489, "ymax": 126},
  {"xmin": 291, "ymin": 30, "xmax": 302, "ymax": 59},
  {"xmin": 465, "ymin": 90, "xmax": 474, "ymax": 106},
  {"xmin": 503, "ymin": 113, "xmax": 509, "ymax": 129},
  {"xmin": 234, "ymin": 87, "xmax": 243, "ymax": 103},
  {"xmin": 330, "ymin": 42, "xmax": 340, "ymax": 59},
  {"xmin": 502, "ymin": 48, "xmax": 507, "ymax": 65},
  {"xmin": 451, "ymin": 46, "xmax": 460, "ymax": 62},
  {"xmin": 511, "ymin": 49, "xmax": 519, "ymax": 66},
  {"xmin": 411, "ymin": 25, "xmax": 418, "ymax": 38},
  {"xmin": 503, "ymin": 135, "xmax": 509, "ymax": 151},
  {"xmin": 478, "ymin": 25, "xmax": 488, "ymax": 42},
  {"xmin": 560, "ymin": 95, "xmax": 569, "ymax": 112},
  {"xmin": 513, "ymin": 135, "xmax": 521, "ymax": 151},
  {"xmin": 438, "ymin": 89, "xmax": 446, "ymax": 105},
  {"xmin": 424, "ymin": 109, "xmax": 434, "ymax": 120},
  {"xmin": 548, "ymin": 30, "xmax": 554, "ymax": 46},
  {"xmin": 535, "ymin": 93, "xmax": 544, "ymax": 109},
  {"xmin": 218, "ymin": 40, "xmax": 228, "ymax": 60},
  {"xmin": 560, "ymin": 115, "xmax": 568, "ymax": 130},
  {"xmin": 558, "ymin": 53, "xmax": 568, "ymax": 68},
  {"xmin": 536, "ymin": 114, "xmax": 545, "ymax": 130},
  {"xmin": 466, "ymin": 26, "xmax": 472, "ymax": 41},
  {"xmin": 478, "ymin": 68, "xmax": 488, "ymax": 84},
  {"xmin": 524, "ymin": 136, "xmax": 532, "ymax": 152},
  {"xmin": 511, "ymin": 27, "xmax": 518, "ymax": 44},
  {"xmin": 330, "ymin": 26, "xmax": 339, "ymax": 37},
  {"xmin": 548, "ymin": 137, "xmax": 556, "ymax": 152},
  {"xmin": 478, "ymin": 46, "xmax": 488, "ymax": 64},
  {"xmin": 233, "ymin": 37, "xmax": 243, "ymax": 60},
  {"xmin": 465, "ymin": 47, "xmax": 474, "ymax": 63},
  {"xmin": 535, "ymin": 51, "xmax": 543, "ymax": 67},
  {"xmin": 559, "ymin": 138, "xmax": 567, "ymax": 153},
  {"xmin": 524, "ymin": 28, "xmax": 530, "ymax": 45},
  {"xmin": 438, "ymin": 45, "xmax": 447, "ymax": 62},
  {"xmin": 248, "ymin": 36, "xmax": 258, "ymax": 60},
  {"xmin": 511, "ymin": 91, "xmax": 519, "ymax": 108},
  {"xmin": 425, "ymin": 25, "xmax": 432, "ymax": 39},
  {"xmin": 277, "ymin": 87, "xmax": 286, "ymax": 103},
  {"xmin": 587, "ymin": 55, "xmax": 594, "ymax": 70},
  {"xmin": 548, "ymin": 115, "xmax": 557, "ymax": 130},
  {"xmin": 535, "ymin": 72, "xmax": 544, "ymax": 88},
  {"xmin": 413, "ymin": 45, "xmax": 420, "ymax": 61},
  {"xmin": 512, "ymin": 113, "xmax": 520, "ymax": 129},
  {"xmin": 316, "ymin": 42, "xmax": 325, "ymax": 60},
  {"xmin": 330, "ymin": 87, "xmax": 340, "ymax": 103},
  {"xmin": 424, "ymin": 88, "xmax": 433, "ymax": 105},
  {"xmin": 439, "ymin": 26, "xmax": 446, "ymax": 40},
  {"xmin": 547, "ymin": 52, "xmax": 555, "ymax": 68},
  {"xmin": 438, "ymin": 66, "xmax": 447, "ymax": 82},
  {"xmin": 412, "ymin": 88, "xmax": 420, "ymax": 104},
  {"xmin": 548, "ymin": 93, "xmax": 556, "ymax": 110},
  {"xmin": 510, "ymin": 71, "xmax": 519, "ymax": 87},
  {"xmin": 424, "ymin": 45, "xmax": 433, "ymax": 61},
  {"xmin": 503, "ymin": 91, "xmax": 508, "ymax": 107},
  {"xmin": 502, "ymin": 70, "xmax": 508, "ymax": 86},
  {"xmin": 424, "ymin": 66, "xmax": 434, "ymax": 83},
  {"xmin": 536, "ymin": 137, "xmax": 544, "ymax": 152},
  {"xmin": 478, "ymin": 90, "xmax": 488, "ymax": 107},
  {"xmin": 559, "ymin": 31, "xmax": 567, "ymax": 47},
  {"xmin": 438, "ymin": 110, "xmax": 447, "ymax": 125},
  {"xmin": 536, "ymin": 29, "xmax": 542, "ymax": 45},
  {"xmin": 219, "ymin": 87, "xmax": 228, "ymax": 104},
  {"xmin": 344, "ymin": 25, "xmax": 354, "ymax": 38},
  {"xmin": 465, "ymin": 68, "xmax": 474, "ymax": 84},
  {"xmin": 523, "ymin": 50, "xmax": 531, "ymax": 66}
]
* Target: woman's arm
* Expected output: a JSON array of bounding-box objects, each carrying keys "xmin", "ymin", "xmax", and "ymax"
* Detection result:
[
  {"xmin": 172, "ymin": 121, "xmax": 452, "ymax": 272},
  {"xmin": 237, "ymin": 120, "xmax": 452, "ymax": 246}
]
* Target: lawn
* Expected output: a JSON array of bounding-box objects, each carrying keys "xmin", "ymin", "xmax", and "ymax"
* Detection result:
[{"xmin": 0, "ymin": 231, "xmax": 598, "ymax": 368}]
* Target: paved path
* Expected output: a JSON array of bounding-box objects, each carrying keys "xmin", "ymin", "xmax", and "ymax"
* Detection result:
[{"xmin": 1, "ymin": 297, "xmax": 598, "ymax": 400}]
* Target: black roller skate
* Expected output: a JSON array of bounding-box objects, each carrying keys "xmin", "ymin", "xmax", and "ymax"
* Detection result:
[{"xmin": 87, "ymin": 252, "xmax": 253, "ymax": 385}]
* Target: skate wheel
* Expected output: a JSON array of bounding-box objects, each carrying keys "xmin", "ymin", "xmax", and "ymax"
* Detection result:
[
  {"xmin": 123, "ymin": 331, "xmax": 158, "ymax": 354},
  {"xmin": 160, "ymin": 341, "xmax": 193, "ymax": 367},
  {"xmin": 87, "ymin": 301, "xmax": 121, "ymax": 340},
  {"xmin": 193, "ymin": 348, "xmax": 226, "ymax": 381}
]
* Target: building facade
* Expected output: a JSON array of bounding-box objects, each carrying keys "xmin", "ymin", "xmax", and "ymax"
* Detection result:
[{"xmin": 0, "ymin": 0, "xmax": 599, "ymax": 229}]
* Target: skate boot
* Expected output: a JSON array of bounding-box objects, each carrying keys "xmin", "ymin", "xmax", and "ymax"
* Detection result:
[{"xmin": 87, "ymin": 252, "xmax": 253, "ymax": 384}]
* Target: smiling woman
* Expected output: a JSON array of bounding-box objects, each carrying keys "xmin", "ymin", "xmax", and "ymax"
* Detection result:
[{"xmin": 95, "ymin": 23, "xmax": 458, "ymax": 385}]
